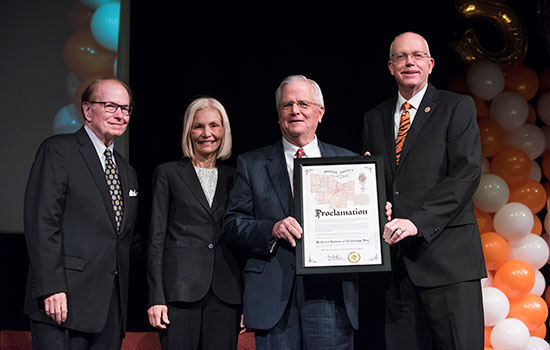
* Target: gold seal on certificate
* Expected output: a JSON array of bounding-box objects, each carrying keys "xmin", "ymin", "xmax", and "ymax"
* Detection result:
[{"xmin": 348, "ymin": 252, "xmax": 361, "ymax": 263}]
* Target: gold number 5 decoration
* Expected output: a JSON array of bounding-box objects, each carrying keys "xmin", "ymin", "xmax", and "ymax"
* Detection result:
[{"xmin": 452, "ymin": 0, "xmax": 528, "ymax": 67}]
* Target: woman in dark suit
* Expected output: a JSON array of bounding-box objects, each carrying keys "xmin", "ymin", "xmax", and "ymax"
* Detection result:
[{"xmin": 147, "ymin": 97, "xmax": 243, "ymax": 349}]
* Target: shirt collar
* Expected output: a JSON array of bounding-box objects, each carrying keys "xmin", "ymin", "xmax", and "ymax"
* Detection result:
[
  {"xmin": 282, "ymin": 135, "xmax": 321, "ymax": 158},
  {"xmin": 396, "ymin": 83, "xmax": 428, "ymax": 111}
]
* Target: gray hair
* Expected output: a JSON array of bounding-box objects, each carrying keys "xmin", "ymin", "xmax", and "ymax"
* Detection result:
[{"xmin": 275, "ymin": 75, "xmax": 324, "ymax": 107}]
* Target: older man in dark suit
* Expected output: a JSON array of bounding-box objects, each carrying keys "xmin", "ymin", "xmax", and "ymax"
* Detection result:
[
  {"xmin": 24, "ymin": 78, "xmax": 139, "ymax": 350},
  {"xmin": 362, "ymin": 32, "xmax": 486, "ymax": 350},
  {"xmin": 223, "ymin": 75, "xmax": 358, "ymax": 349}
]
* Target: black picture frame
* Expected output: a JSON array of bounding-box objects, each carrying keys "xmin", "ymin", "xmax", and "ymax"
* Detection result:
[{"xmin": 294, "ymin": 155, "xmax": 391, "ymax": 275}]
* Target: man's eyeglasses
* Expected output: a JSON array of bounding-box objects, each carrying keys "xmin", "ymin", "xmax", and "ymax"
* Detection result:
[
  {"xmin": 391, "ymin": 51, "xmax": 430, "ymax": 63},
  {"xmin": 280, "ymin": 100, "xmax": 319, "ymax": 112},
  {"xmin": 88, "ymin": 101, "xmax": 133, "ymax": 116}
]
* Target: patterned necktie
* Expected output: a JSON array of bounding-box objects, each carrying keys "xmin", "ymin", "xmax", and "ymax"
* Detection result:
[
  {"xmin": 104, "ymin": 149, "xmax": 123, "ymax": 232},
  {"xmin": 296, "ymin": 147, "xmax": 305, "ymax": 158},
  {"xmin": 395, "ymin": 102, "xmax": 411, "ymax": 165}
]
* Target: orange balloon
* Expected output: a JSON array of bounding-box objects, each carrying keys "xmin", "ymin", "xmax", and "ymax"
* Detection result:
[
  {"xmin": 532, "ymin": 214, "xmax": 543, "ymax": 235},
  {"xmin": 544, "ymin": 285, "xmax": 550, "ymax": 306},
  {"xmin": 481, "ymin": 232, "xmax": 510, "ymax": 270},
  {"xmin": 493, "ymin": 259, "xmax": 535, "ymax": 301},
  {"xmin": 63, "ymin": 32, "xmax": 116, "ymax": 80},
  {"xmin": 504, "ymin": 65, "xmax": 539, "ymax": 101},
  {"xmin": 509, "ymin": 179, "xmax": 547, "ymax": 214},
  {"xmin": 478, "ymin": 119, "xmax": 506, "ymax": 158},
  {"xmin": 542, "ymin": 151, "xmax": 550, "ymax": 180},
  {"xmin": 531, "ymin": 322, "xmax": 547, "ymax": 338},
  {"xmin": 68, "ymin": 2, "xmax": 93, "ymax": 32},
  {"xmin": 526, "ymin": 103, "xmax": 536, "ymax": 124},
  {"xmin": 490, "ymin": 147, "xmax": 531, "ymax": 186},
  {"xmin": 484, "ymin": 326, "xmax": 492, "ymax": 347},
  {"xmin": 508, "ymin": 294, "xmax": 548, "ymax": 330},
  {"xmin": 474, "ymin": 96, "xmax": 490, "ymax": 119},
  {"xmin": 475, "ymin": 207, "xmax": 495, "ymax": 233}
]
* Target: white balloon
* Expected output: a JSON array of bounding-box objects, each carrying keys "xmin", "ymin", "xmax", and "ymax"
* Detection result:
[
  {"xmin": 466, "ymin": 61, "xmax": 505, "ymax": 101},
  {"xmin": 537, "ymin": 91, "xmax": 550, "ymax": 126},
  {"xmin": 494, "ymin": 202, "xmax": 534, "ymax": 242},
  {"xmin": 52, "ymin": 104, "xmax": 83, "ymax": 135},
  {"xmin": 506, "ymin": 124, "xmax": 546, "ymax": 159},
  {"xmin": 526, "ymin": 336, "xmax": 550, "ymax": 350},
  {"xmin": 529, "ymin": 160, "xmax": 542, "ymax": 182},
  {"xmin": 481, "ymin": 157, "xmax": 490, "ymax": 175},
  {"xmin": 482, "ymin": 287, "xmax": 510, "ymax": 326},
  {"xmin": 473, "ymin": 174, "xmax": 510, "ymax": 213},
  {"xmin": 491, "ymin": 318, "xmax": 530, "ymax": 350},
  {"xmin": 530, "ymin": 270, "xmax": 546, "ymax": 296},
  {"xmin": 509, "ymin": 234, "xmax": 550, "ymax": 270},
  {"xmin": 490, "ymin": 91, "xmax": 529, "ymax": 132}
]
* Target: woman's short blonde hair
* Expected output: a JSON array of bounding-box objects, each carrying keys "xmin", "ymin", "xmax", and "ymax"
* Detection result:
[{"xmin": 181, "ymin": 97, "xmax": 232, "ymax": 160}]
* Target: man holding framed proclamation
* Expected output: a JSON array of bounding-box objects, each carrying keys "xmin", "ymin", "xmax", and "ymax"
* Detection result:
[{"xmin": 293, "ymin": 156, "xmax": 390, "ymax": 275}]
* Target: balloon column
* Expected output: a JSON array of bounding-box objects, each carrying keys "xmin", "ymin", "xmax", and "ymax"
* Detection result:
[
  {"xmin": 462, "ymin": 60, "xmax": 550, "ymax": 349},
  {"xmin": 52, "ymin": 0, "xmax": 121, "ymax": 135}
]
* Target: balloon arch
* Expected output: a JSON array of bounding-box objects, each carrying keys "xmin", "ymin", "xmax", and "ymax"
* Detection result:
[{"xmin": 451, "ymin": 1, "xmax": 550, "ymax": 349}]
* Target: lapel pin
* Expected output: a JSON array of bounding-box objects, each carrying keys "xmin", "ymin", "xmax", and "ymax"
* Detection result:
[{"xmin": 424, "ymin": 107, "xmax": 431, "ymax": 113}]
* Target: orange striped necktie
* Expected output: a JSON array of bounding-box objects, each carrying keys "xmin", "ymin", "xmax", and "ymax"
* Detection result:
[{"xmin": 395, "ymin": 102, "xmax": 411, "ymax": 165}]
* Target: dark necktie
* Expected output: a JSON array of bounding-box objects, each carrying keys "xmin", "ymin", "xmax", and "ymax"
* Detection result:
[
  {"xmin": 395, "ymin": 102, "xmax": 411, "ymax": 165},
  {"xmin": 104, "ymin": 149, "xmax": 123, "ymax": 232},
  {"xmin": 296, "ymin": 147, "xmax": 305, "ymax": 158}
]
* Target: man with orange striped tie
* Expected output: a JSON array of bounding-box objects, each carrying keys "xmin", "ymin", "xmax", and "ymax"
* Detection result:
[{"xmin": 362, "ymin": 32, "xmax": 485, "ymax": 350}]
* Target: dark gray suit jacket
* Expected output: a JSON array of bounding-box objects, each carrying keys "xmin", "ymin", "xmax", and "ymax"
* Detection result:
[
  {"xmin": 24, "ymin": 127, "xmax": 139, "ymax": 333},
  {"xmin": 223, "ymin": 139, "xmax": 359, "ymax": 330},
  {"xmin": 147, "ymin": 158, "xmax": 242, "ymax": 306},
  {"xmin": 362, "ymin": 84, "xmax": 486, "ymax": 287}
]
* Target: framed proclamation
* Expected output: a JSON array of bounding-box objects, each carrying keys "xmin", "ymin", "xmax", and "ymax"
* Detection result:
[{"xmin": 293, "ymin": 156, "xmax": 391, "ymax": 275}]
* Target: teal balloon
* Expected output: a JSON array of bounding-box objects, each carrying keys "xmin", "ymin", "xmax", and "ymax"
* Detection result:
[
  {"xmin": 91, "ymin": 2, "xmax": 120, "ymax": 52},
  {"xmin": 53, "ymin": 104, "xmax": 83, "ymax": 135}
]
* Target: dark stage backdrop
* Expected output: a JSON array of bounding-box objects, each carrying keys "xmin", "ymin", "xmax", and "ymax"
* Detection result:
[
  {"xmin": 2, "ymin": 1, "xmax": 548, "ymax": 349},
  {"xmin": 126, "ymin": 1, "xmax": 548, "ymax": 347}
]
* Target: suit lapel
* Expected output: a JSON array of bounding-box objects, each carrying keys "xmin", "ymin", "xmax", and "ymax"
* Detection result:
[
  {"xmin": 178, "ymin": 158, "xmax": 212, "ymax": 214},
  {"xmin": 266, "ymin": 141, "xmax": 293, "ymax": 216},
  {"xmin": 211, "ymin": 165, "xmax": 229, "ymax": 214},
  {"xmin": 76, "ymin": 128, "xmax": 118, "ymax": 231},
  {"xmin": 397, "ymin": 84, "xmax": 438, "ymax": 169}
]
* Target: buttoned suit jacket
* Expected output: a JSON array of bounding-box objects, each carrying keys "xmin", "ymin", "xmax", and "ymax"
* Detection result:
[
  {"xmin": 23, "ymin": 126, "xmax": 139, "ymax": 333},
  {"xmin": 147, "ymin": 158, "xmax": 242, "ymax": 306},
  {"xmin": 362, "ymin": 84, "xmax": 486, "ymax": 287},
  {"xmin": 223, "ymin": 139, "xmax": 359, "ymax": 331}
]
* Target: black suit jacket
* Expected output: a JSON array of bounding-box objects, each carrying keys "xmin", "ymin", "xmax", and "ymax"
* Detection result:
[
  {"xmin": 362, "ymin": 84, "xmax": 486, "ymax": 287},
  {"xmin": 223, "ymin": 139, "xmax": 359, "ymax": 330},
  {"xmin": 23, "ymin": 127, "xmax": 139, "ymax": 333},
  {"xmin": 147, "ymin": 158, "xmax": 242, "ymax": 306}
]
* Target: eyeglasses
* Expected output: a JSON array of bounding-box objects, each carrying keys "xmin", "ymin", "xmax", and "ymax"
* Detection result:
[
  {"xmin": 87, "ymin": 101, "xmax": 133, "ymax": 116},
  {"xmin": 279, "ymin": 100, "xmax": 319, "ymax": 112},
  {"xmin": 391, "ymin": 51, "xmax": 430, "ymax": 63}
]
